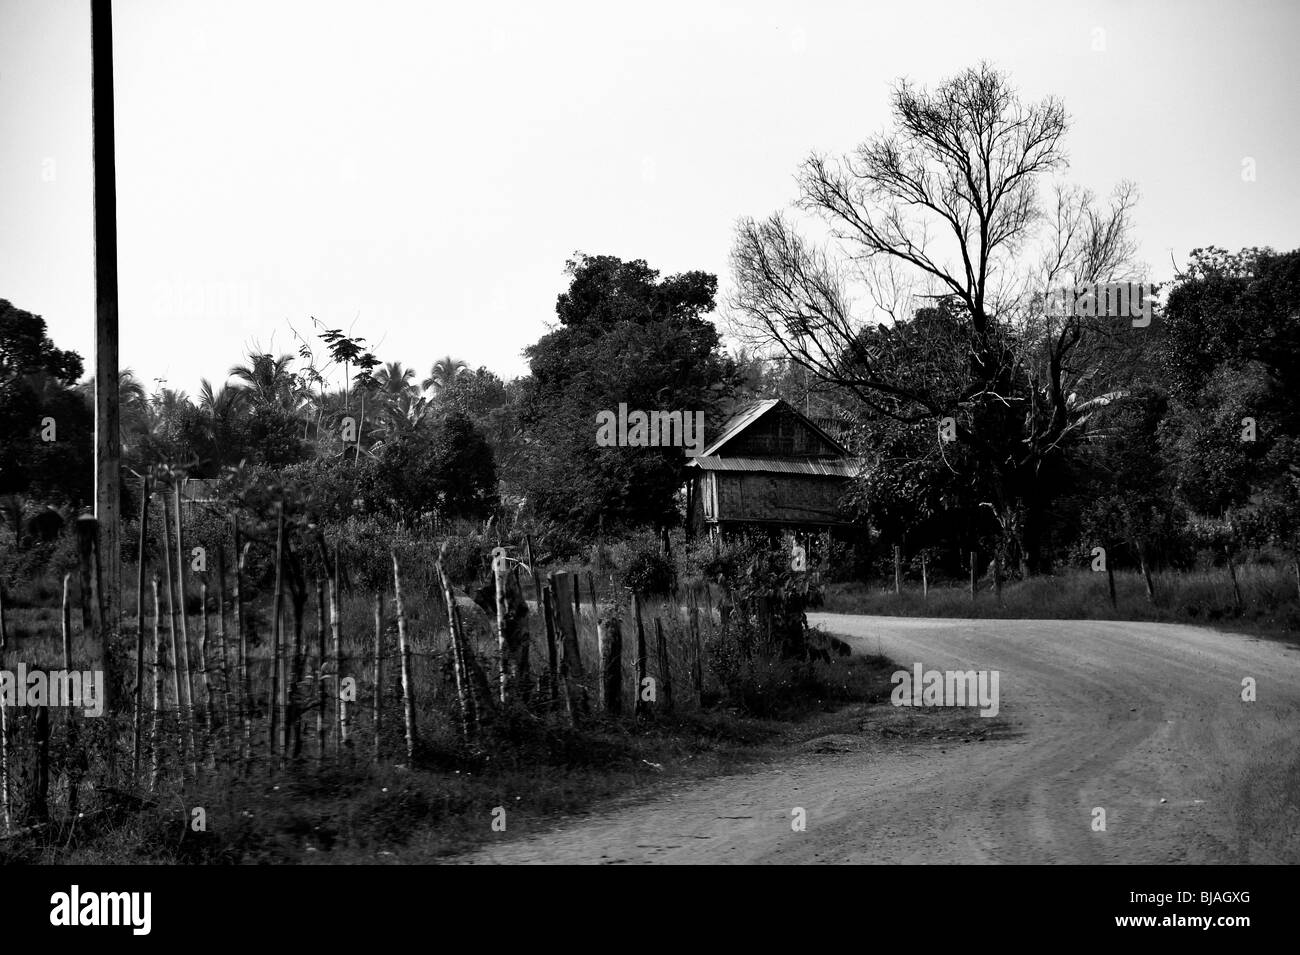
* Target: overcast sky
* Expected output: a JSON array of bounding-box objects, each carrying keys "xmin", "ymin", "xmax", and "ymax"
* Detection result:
[{"xmin": 2, "ymin": 0, "xmax": 1298, "ymax": 393}]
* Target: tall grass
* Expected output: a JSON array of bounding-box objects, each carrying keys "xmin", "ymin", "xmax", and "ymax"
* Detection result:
[
  {"xmin": 821, "ymin": 564, "xmax": 1300, "ymax": 637},
  {"xmin": 1, "ymin": 548, "xmax": 882, "ymax": 861}
]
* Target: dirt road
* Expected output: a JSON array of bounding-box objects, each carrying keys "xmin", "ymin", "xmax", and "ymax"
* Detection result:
[{"xmin": 459, "ymin": 616, "xmax": 1300, "ymax": 864}]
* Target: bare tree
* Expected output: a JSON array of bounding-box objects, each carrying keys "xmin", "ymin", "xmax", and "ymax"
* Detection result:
[{"xmin": 729, "ymin": 63, "xmax": 1141, "ymax": 573}]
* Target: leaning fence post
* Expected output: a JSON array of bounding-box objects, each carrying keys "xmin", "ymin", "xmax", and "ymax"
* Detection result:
[{"xmin": 438, "ymin": 562, "xmax": 474, "ymax": 741}]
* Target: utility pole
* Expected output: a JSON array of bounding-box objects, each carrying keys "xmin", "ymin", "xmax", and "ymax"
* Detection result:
[{"xmin": 92, "ymin": 0, "xmax": 122, "ymax": 686}]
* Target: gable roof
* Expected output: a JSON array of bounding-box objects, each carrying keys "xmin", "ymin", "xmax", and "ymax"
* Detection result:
[{"xmin": 698, "ymin": 398, "xmax": 850, "ymax": 458}]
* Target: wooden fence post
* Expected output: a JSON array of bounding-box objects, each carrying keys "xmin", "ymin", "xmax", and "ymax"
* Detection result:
[
  {"xmin": 62, "ymin": 568, "xmax": 83, "ymax": 819},
  {"xmin": 654, "ymin": 616, "xmax": 673, "ymax": 714},
  {"xmin": 158, "ymin": 505, "xmax": 188, "ymax": 774},
  {"xmin": 200, "ymin": 582, "xmax": 212, "ymax": 744},
  {"xmin": 1137, "ymin": 542, "xmax": 1156, "ymax": 606},
  {"xmin": 75, "ymin": 515, "xmax": 111, "ymax": 711},
  {"xmin": 173, "ymin": 483, "xmax": 196, "ymax": 767},
  {"xmin": 546, "ymin": 579, "xmax": 576, "ymax": 725},
  {"xmin": 494, "ymin": 560, "xmax": 510, "ymax": 705},
  {"xmin": 373, "ymin": 591, "xmax": 384, "ymax": 763},
  {"xmin": 688, "ymin": 588, "xmax": 703, "ymax": 705},
  {"xmin": 921, "ymin": 553, "xmax": 928, "ymax": 598},
  {"xmin": 390, "ymin": 556, "xmax": 421, "ymax": 764},
  {"xmin": 438, "ymin": 563, "xmax": 474, "ymax": 741},
  {"xmin": 995, "ymin": 549, "xmax": 1005, "ymax": 606},
  {"xmin": 330, "ymin": 548, "xmax": 348, "ymax": 754},
  {"xmin": 1225, "ymin": 545, "xmax": 1242, "ymax": 613},
  {"xmin": 269, "ymin": 505, "xmax": 285, "ymax": 765},
  {"xmin": 61, "ymin": 573, "xmax": 72, "ymax": 672},
  {"xmin": 550, "ymin": 571, "xmax": 583, "ymax": 677},
  {"xmin": 231, "ymin": 518, "xmax": 250, "ymax": 771},
  {"xmin": 315, "ymin": 578, "xmax": 327, "ymax": 761},
  {"xmin": 541, "ymin": 585, "xmax": 560, "ymax": 706},
  {"xmin": 33, "ymin": 704, "xmax": 50, "ymax": 823},
  {"xmin": 894, "ymin": 545, "xmax": 902, "ymax": 595},
  {"xmin": 150, "ymin": 576, "xmax": 164, "ymax": 790},
  {"xmin": 76, "ymin": 516, "xmax": 97, "ymax": 632},
  {"xmin": 0, "ymin": 606, "xmax": 8, "ymax": 829},
  {"xmin": 132, "ymin": 476, "xmax": 150, "ymax": 778},
  {"xmin": 597, "ymin": 616, "xmax": 623, "ymax": 715},
  {"xmin": 215, "ymin": 544, "xmax": 232, "ymax": 764},
  {"xmin": 392, "ymin": 554, "xmax": 418, "ymax": 763},
  {"xmin": 969, "ymin": 550, "xmax": 976, "ymax": 602},
  {"xmin": 0, "ymin": 663, "xmax": 8, "ymax": 831},
  {"xmin": 633, "ymin": 593, "xmax": 648, "ymax": 720}
]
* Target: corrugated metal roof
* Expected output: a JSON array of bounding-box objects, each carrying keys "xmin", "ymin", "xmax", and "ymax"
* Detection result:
[{"xmin": 686, "ymin": 456, "xmax": 865, "ymax": 477}]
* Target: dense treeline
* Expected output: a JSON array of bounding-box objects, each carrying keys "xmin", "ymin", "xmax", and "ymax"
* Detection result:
[
  {"xmin": 3, "ymin": 241, "xmax": 1298, "ymax": 591},
  {"xmin": 2, "ymin": 66, "xmax": 1298, "ymax": 596}
]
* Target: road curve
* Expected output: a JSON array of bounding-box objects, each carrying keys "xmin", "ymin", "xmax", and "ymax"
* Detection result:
[{"xmin": 458, "ymin": 615, "xmax": 1300, "ymax": 864}]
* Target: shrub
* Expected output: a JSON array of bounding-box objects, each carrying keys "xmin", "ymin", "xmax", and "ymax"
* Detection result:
[{"xmin": 616, "ymin": 536, "xmax": 675, "ymax": 597}]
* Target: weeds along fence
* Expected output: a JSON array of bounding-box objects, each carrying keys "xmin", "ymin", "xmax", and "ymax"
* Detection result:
[{"xmin": 0, "ymin": 502, "xmax": 740, "ymax": 837}]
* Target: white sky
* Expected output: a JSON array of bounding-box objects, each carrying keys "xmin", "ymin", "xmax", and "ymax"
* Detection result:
[{"xmin": 2, "ymin": 0, "xmax": 1298, "ymax": 392}]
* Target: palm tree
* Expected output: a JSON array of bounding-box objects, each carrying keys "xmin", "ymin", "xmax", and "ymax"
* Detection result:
[
  {"xmin": 74, "ymin": 368, "xmax": 148, "ymax": 432},
  {"xmin": 118, "ymin": 368, "xmax": 148, "ymax": 424},
  {"xmin": 147, "ymin": 387, "xmax": 191, "ymax": 437},
  {"xmin": 374, "ymin": 389, "xmax": 431, "ymax": 442},
  {"xmin": 374, "ymin": 361, "xmax": 416, "ymax": 398},
  {"xmin": 422, "ymin": 355, "xmax": 468, "ymax": 395},
  {"xmin": 229, "ymin": 352, "xmax": 298, "ymax": 408},
  {"xmin": 199, "ymin": 377, "xmax": 245, "ymax": 426}
]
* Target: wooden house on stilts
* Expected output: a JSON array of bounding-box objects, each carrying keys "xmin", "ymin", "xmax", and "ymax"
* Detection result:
[{"xmin": 685, "ymin": 399, "xmax": 863, "ymax": 551}]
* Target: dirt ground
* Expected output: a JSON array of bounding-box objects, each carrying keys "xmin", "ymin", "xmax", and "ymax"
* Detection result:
[{"xmin": 455, "ymin": 615, "xmax": 1300, "ymax": 864}]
